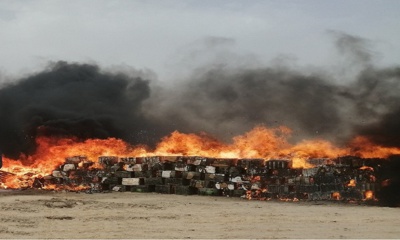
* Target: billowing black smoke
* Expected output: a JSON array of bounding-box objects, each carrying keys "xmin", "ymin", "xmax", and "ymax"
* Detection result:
[
  {"xmin": 0, "ymin": 62, "xmax": 157, "ymax": 158},
  {"xmin": 1, "ymin": 32, "xmax": 400, "ymax": 160}
]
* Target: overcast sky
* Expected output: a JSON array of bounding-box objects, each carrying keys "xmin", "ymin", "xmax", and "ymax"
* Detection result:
[{"xmin": 0, "ymin": 0, "xmax": 399, "ymax": 80}]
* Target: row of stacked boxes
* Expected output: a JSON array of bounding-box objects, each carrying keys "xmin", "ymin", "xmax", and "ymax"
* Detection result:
[
  {"xmin": 92, "ymin": 156, "xmax": 379, "ymax": 201},
  {"xmin": 39, "ymin": 155, "xmax": 381, "ymax": 202},
  {"xmin": 97, "ymin": 156, "xmax": 249, "ymax": 197},
  {"xmin": 258, "ymin": 159, "xmax": 378, "ymax": 201}
]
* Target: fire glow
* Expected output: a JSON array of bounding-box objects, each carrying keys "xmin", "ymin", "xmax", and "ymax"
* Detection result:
[{"xmin": 2, "ymin": 125, "xmax": 400, "ymax": 190}]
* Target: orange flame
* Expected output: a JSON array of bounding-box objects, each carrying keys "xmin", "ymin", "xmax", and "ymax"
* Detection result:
[
  {"xmin": 2, "ymin": 136, "xmax": 147, "ymax": 189},
  {"xmin": 347, "ymin": 179, "xmax": 356, "ymax": 187},
  {"xmin": 349, "ymin": 136, "xmax": 400, "ymax": 158},
  {"xmin": 1, "ymin": 125, "xmax": 400, "ymax": 189},
  {"xmin": 332, "ymin": 191, "xmax": 341, "ymax": 200},
  {"xmin": 359, "ymin": 166, "xmax": 374, "ymax": 171},
  {"xmin": 364, "ymin": 190, "xmax": 374, "ymax": 200}
]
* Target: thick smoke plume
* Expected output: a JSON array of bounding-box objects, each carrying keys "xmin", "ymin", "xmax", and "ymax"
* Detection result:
[
  {"xmin": 0, "ymin": 32, "xmax": 400, "ymax": 159},
  {"xmin": 146, "ymin": 32, "xmax": 400, "ymax": 147},
  {"xmin": 0, "ymin": 62, "xmax": 156, "ymax": 158}
]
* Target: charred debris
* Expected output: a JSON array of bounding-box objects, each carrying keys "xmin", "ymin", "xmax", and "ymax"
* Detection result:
[{"xmin": 5, "ymin": 154, "xmax": 399, "ymax": 207}]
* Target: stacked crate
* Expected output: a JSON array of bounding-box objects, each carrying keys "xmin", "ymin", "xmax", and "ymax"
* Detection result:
[
  {"xmin": 36, "ymin": 156, "xmax": 99, "ymax": 191},
  {"xmin": 98, "ymin": 156, "xmax": 249, "ymax": 196},
  {"xmin": 27, "ymin": 154, "xmax": 385, "ymax": 203}
]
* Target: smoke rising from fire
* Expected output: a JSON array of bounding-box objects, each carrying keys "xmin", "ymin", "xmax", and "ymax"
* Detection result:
[
  {"xmin": 0, "ymin": 62, "xmax": 156, "ymax": 158},
  {"xmin": 0, "ymin": 32, "xmax": 399, "ymax": 159},
  {"xmin": 146, "ymin": 32, "xmax": 400, "ymax": 146}
]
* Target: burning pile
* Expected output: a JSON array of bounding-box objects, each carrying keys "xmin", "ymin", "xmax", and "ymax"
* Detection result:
[
  {"xmin": 1, "ymin": 56, "xmax": 400, "ymax": 207},
  {"xmin": 1, "ymin": 126, "xmax": 400, "ymax": 207}
]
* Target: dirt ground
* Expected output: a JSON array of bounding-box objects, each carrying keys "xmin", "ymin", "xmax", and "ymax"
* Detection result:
[{"xmin": 0, "ymin": 190, "xmax": 399, "ymax": 239}]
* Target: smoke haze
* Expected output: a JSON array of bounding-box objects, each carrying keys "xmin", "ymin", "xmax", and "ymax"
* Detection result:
[{"xmin": 0, "ymin": 33, "xmax": 399, "ymax": 159}]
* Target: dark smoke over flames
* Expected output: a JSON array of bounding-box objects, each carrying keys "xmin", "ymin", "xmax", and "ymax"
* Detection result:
[
  {"xmin": 0, "ymin": 32, "xmax": 400, "ymax": 160},
  {"xmin": 145, "ymin": 32, "xmax": 400, "ymax": 147},
  {"xmin": 0, "ymin": 62, "xmax": 156, "ymax": 158}
]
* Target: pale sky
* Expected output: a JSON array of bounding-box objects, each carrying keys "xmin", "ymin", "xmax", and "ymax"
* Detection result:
[{"xmin": 0, "ymin": 0, "xmax": 399, "ymax": 80}]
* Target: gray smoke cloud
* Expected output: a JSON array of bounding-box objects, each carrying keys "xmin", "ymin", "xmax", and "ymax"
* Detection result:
[
  {"xmin": 352, "ymin": 66, "xmax": 400, "ymax": 147},
  {"xmin": 330, "ymin": 30, "xmax": 374, "ymax": 66},
  {"xmin": 145, "ymin": 67, "xmax": 346, "ymax": 143},
  {"xmin": 0, "ymin": 32, "xmax": 399, "ymax": 159},
  {"xmin": 145, "ymin": 32, "xmax": 400, "ymax": 146}
]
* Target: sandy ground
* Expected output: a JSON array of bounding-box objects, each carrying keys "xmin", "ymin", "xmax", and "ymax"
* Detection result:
[{"xmin": 0, "ymin": 190, "xmax": 399, "ymax": 239}]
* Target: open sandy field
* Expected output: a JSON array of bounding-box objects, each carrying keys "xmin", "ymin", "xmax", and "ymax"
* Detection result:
[{"xmin": 0, "ymin": 190, "xmax": 399, "ymax": 239}]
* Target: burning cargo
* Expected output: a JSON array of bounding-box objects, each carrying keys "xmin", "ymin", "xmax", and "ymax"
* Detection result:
[{"xmin": 2, "ymin": 152, "xmax": 398, "ymax": 206}]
